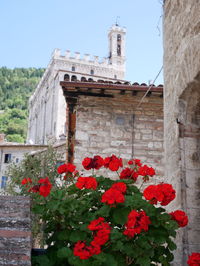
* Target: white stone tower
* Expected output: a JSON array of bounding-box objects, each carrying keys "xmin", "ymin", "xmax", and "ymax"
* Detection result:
[
  {"xmin": 27, "ymin": 25, "xmax": 127, "ymax": 145},
  {"xmin": 108, "ymin": 24, "xmax": 126, "ymax": 78}
]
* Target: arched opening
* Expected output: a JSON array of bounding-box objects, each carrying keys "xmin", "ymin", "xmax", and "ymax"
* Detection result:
[
  {"xmin": 90, "ymin": 69, "xmax": 94, "ymax": 75},
  {"xmin": 88, "ymin": 78, "xmax": 94, "ymax": 82},
  {"xmin": 71, "ymin": 75, "xmax": 77, "ymax": 81},
  {"xmin": 81, "ymin": 77, "xmax": 87, "ymax": 82},
  {"xmin": 64, "ymin": 74, "xmax": 70, "ymax": 81},
  {"xmin": 178, "ymin": 77, "xmax": 200, "ymax": 260}
]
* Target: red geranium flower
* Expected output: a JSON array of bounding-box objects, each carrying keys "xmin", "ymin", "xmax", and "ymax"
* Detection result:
[
  {"xmin": 123, "ymin": 210, "xmax": 151, "ymax": 238},
  {"xmin": 111, "ymin": 182, "xmax": 127, "ymax": 194},
  {"xmin": 21, "ymin": 178, "xmax": 32, "ymax": 185},
  {"xmin": 170, "ymin": 210, "xmax": 188, "ymax": 227},
  {"xmin": 128, "ymin": 159, "xmax": 142, "ymax": 167},
  {"xmin": 101, "ymin": 188, "xmax": 125, "ymax": 206},
  {"xmin": 75, "ymin": 177, "xmax": 98, "ymax": 190},
  {"xmin": 187, "ymin": 253, "xmax": 200, "ymax": 265},
  {"xmin": 73, "ymin": 241, "xmax": 101, "ymax": 259},
  {"xmin": 38, "ymin": 177, "xmax": 52, "ymax": 197},
  {"xmin": 57, "ymin": 163, "xmax": 76, "ymax": 174},
  {"xmin": 104, "ymin": 155, "xmax": 123, "ymax": 171},
  {"xmin": 88, "ymin": 217, "xmax": 106, "ymax": 231},
  {"xmin": 119, "ymin": 167, "xmax": 138, "ymax": 181},
  {"xmin": 82, "ymin": 156, "xmax": 104, "ymax": 170},
  {"xmin": 143, "ymin": 183, "xmax": 176, "ymax": 206},
  {"xmin": 138, "ymin": 165, "xmax": 156, "ymax": 180}
]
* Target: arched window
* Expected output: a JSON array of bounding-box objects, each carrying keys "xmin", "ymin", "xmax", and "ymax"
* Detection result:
[
  {"xmin": 71, "ymin": 75, "xmax": 77, "ymax": 81},
  {"xmin": 64, "ymin": 74, "xmax": 70, "ymax": 81},
  {"xmin": 72, "ymin": 66, "xmax": 75, "ymax": 72},
  {"xmin": 90, "ymin": 69, "xmax": 94, "ymax": 75},
  {"xmin": 81, "ymin": 77, "xmax": 87, "ymax": 82},
  {"xmin": 88, "ymin": 78, "xmax": 94, "ymax": 82}
]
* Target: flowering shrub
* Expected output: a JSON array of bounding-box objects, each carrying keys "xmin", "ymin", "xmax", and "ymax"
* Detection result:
[{"xmin": 20, "ymin": 155, "xmax": 192, "ymax": 266}]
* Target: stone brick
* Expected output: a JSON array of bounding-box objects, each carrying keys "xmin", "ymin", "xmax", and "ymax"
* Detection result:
[{"xmin": 0, "ymin": 196, "xmax": 31, "ymax": 265}]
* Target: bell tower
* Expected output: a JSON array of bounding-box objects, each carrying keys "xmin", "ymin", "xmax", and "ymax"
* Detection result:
[{"xmin": 108, "ymin": 24, "xmax": 126, "ymax": 70}]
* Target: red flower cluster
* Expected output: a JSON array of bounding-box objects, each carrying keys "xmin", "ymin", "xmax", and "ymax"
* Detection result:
[
  {"xmin": 143, "ymin": 183, "xmax": 176, "ymax": 206},
  {"xmin": 82, "ymin": 156, "xmax": 104, "ymax": 170},
  {"xmin": 104, "ymin": 155, "xmax": 123, "ymax": 171},
  {"xmin": 111, "ymin": 182, "xmax": 127, "ymax": 193},
  {"xmin": 128, "ymin": 159, "xmax": 142, "ymax": 167},
  {"xmin": 28, "ymin": 177, "xmax": 52, "ymax": 197},
  {"xmin": 101, "ymin": 182, "xmax": 126, "ymax": 206},
  {"xmin": 89, "ymin": 217, "xmax": 111, "ymax": 247},
  {"xmin": 123, "ymin": 210, "xmax": 151, "ymax": 238},
  {"xmin": 57, "ymin": 163, "xmax": 76, "ymax": 174},
  {"xmin": 75, "ymin": 177, "xmax": 98, "ymax": 190},
  {"xmin": 187, "ymin": 253, "xmax": 200, "ymax": 265},
  {"xmin": 74, "ymin": 217, "xmax": 111, "ymax": 260},
  {"xmin": 120, "ymin": 167, "xmax": 138, "ymax": 181},
  {"xmin": 21, "ymin": 178, "xmax": 32, "ymax": 185},
  {"xmin": 170, "ymin": 210, "xmax": 188, "ymax": 227},
  {"xmin": 73, "ymin": 241, "xmax": 101, "ymax": 260},
  {"xmin": 38, "ymin": 177, "xmax": 52, "ymax": 197},
  {"xmin": 138, "ymin": 165, "xmax": 155, "ymax": 181}
]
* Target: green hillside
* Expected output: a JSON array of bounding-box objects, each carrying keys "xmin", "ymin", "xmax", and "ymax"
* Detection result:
[{"xmin": 0, "ymin": 67, "xmax": 45, "ymax": 143}]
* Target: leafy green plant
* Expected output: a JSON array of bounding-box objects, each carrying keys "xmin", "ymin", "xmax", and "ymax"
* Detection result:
[{"xmin": 18, "ymin": 155, "xmax": 188, "ymax": 266}]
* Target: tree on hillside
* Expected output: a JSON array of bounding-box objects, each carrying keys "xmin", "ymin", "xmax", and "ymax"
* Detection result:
[{"xmin": 0, "ymin": 67, "xmax": 45, "ymax": 142}]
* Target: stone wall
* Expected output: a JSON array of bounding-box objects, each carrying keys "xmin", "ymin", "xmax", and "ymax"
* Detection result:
[
  {"xmin": 0, "ymin": 196, "xmax": 31, "ymax": 266},
  {"xmin": 74, "ymin": 92, "xmax": 164, "ymax": 181},
  {"xmin": 163, "ymin": 0, "xmax": 200, "ymax": 264}
]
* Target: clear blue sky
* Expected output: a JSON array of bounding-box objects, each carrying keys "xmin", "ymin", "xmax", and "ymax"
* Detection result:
[{"xmin": 0, "ymin": 0, "xmax": 163, "ymax": 84}]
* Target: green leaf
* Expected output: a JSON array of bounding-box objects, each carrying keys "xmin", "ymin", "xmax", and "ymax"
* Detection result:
[
  {"xmin": 167, "ymin": 239, "xmax": 177, "ymax": 251},
  {"xmin": 69, "ymin": 231, "xmax": 87, "ymax": 242},
  {"xmin": 110, "ymin": 229, "xmax": 123, "ymax": 241},
  {"xmin": 136, "ymin": 256, "xmax": 151, "ymax": 266},
  {"xmin": 96, "ymin": 205, "xmax": 111, "ymax": 217},
  {"xmin": 57, "ymin": 230, "xmax": 71, "ymax": 240},
  {"xmin": 32, "ymin": 255, "xmax": 51, "ymax": 266},
  {"xmin": 57, "ymin": 247, "xmax": 72, "ymax": 258},
  {"xmin": 103, "ymin": 254, "xmax": 118, "ymax": 266},
  {"xmin": 112, "ymin": 207, "xmax": 130, "ymax": 224}
]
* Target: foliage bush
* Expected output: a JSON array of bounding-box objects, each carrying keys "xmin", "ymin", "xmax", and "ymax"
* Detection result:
[{"xmin": 16, "ymin": 154, "xmax": 191, "ymax": 266}]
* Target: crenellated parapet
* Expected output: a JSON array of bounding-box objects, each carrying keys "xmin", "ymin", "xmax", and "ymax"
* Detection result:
[{"xmin": 52, "ymin": 49, "xmax": 111, "ymax": 66}]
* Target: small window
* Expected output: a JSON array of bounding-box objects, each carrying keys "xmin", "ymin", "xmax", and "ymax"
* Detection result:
[
  {"xmin": 16, "ymin": 158, "xmax": 19, "ymax": 163},
  {"xmin": 1, "ymin": 176, "xmax": 8, "ymax": 189},
  {"xmin": 117, "ymin": 34, "xmax": 121, "ymax": 41},
  {"xmin": 72, "ymin": 66, "xmax": 75, "ymax": 72},
  {"xmin": 90, "ymin": 69, "xmax": 94, "ymax": 75},
  {"xmin": 114, "ymin": 75, "xmax": 117, "ymax": 79},
  {"xmin": 4, "ymin": 154, "xmax": 11, "ymax": 163},
  {"xmin": 64, "ymin": 74, "xmax": 70, "ymax": 81}
]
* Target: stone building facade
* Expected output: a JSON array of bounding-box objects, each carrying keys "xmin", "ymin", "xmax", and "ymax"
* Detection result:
[
  {"xmin": 27, "ymin": 25, "xmax": 126, "ymax": 145},
  {"xmin": 61, "ymin": 81, "xmax": 164, "ymax": 180},
  {"xmin": 163, "ymin": 0, "xmax": 200, "ymax": 264}
]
